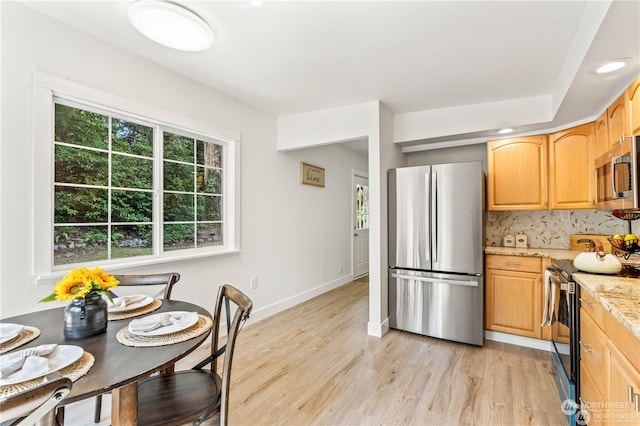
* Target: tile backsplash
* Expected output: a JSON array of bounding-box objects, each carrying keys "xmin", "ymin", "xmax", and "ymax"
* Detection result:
[{"xmin": 486, "ymin": 210, "xmax": 639, "ymax": 249}]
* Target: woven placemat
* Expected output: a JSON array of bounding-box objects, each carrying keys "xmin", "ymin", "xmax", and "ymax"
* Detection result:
[
  {"xmin": 108, "ymin": 299, "xmax": 162, "ymax": 321},
  {"xmin": 0, "ymin": 351, "xmax": 95, "ymax": 399},
  {"xmin": 0, "ymin": 326, "xmax": 41, "ymax": 355},
  {"xmin": 116, "ymin": 315, "xmax": 212, "ymax": 347}
]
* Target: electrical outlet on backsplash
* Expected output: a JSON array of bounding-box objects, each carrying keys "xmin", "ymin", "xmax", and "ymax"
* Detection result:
[{"xmin": 485, "ymin": 210, "xmax": 625, "ymax": 249}]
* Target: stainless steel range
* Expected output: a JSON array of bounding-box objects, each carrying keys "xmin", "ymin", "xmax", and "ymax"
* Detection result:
[{"xmin": 548, "ymin": 258, "xmax": 579, "ymax": 426}]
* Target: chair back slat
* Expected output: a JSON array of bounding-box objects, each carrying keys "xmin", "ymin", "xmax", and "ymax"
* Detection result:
[{"xmin": 111, "ymin": 272, "xmax": 180, "ymax": 300}]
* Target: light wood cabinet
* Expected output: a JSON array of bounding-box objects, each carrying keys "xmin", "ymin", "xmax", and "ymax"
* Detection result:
[
  {"xmin": 485, "ymin": 255, "xmax": 542, "ymax": 338},
  {"xmin": 607, "ymin": 91, "xmax": 631, "ymax": 148},
  {"xmin": 580, "ymin": 307, "xmax": 607, "ymax": 395},
  {"xmin": 487, "ymin": 136, "xmax": 548, "ymax": 211},
  {"xmin": 595, "ymin": 111, "xmax": 610, "ymax": 160},
  {"xmin": 579, "ymin": 287, "xmax": 640, "ymax": 425},
  {"xmin": 549, "ymin": 123, "xmax": 595, "ymax": 209},
  {"xmin": 629, "ymin": 75, "xmax": 640, "ymax": 135},
  {"xmin": 579, "ymin": 299, "xmax": 608, "ymax": 424},
  {"xmin": 608, "ymin": 341, "xmax": 640, "ymax": 425}
]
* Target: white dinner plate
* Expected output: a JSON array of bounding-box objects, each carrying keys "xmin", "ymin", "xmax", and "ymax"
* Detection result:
[
  {"xmin": 0, "ymin": 323, "xmax": 23, "ymax": 345},
  {"xmin": 0, "ymin": 345, "xmax": 84, "ymax": 385},
  {"xmin": 107, "ymin": 295, "xmax": 154, "ymax": 313},
  {"xmin": 128, "ymin": 311, "xmax": 199, "ymax": 337}
]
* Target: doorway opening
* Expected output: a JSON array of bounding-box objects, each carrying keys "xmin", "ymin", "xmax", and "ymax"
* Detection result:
[{"xmin": 353, "ymin": 171, "xmax": 369, "ymax": 279}]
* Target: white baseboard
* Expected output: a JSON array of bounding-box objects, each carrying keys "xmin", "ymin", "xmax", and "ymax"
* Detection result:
[
  {"xmin": 484, "ymin": 330, "xmax": 555, "ymax": 352},
  {"xmin": 244, "ymin": 274, "xmax": 355, "ymax": 327},
  {"xmin": 367, "ymin": 317, "xmax": 389, "ymax": 337}
]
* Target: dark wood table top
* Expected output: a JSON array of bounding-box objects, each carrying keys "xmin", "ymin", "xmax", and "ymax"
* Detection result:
[{"xmin": 0, "ymin": 300, "xmax": 212, "ymax": 405}]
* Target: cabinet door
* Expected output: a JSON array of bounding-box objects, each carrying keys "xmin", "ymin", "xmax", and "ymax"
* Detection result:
[
  {"xmin": 608, "ymin": 341, "xmax": 640, "ymax": 425},
  {"xmin": 608, "ymin": 92, "xmax": 630, "ymax": 148},
  {"xmin": 580, "ymin": 365, "xmax": 607, "ymax": 426},
  {"xmin": 629, "ymin": 76, "xmax": 640, "ymax": 135},
  {"xmin": 580, "ymin": 308, "xmax": 607, "ymax": 395},
  {"xmin": 487, "ymin": 135, "xmax": 548, "ymax": 211},
  {"xmin": 549, "ymin": 123, "xmax": 595, "ymax": 209},
  {"xmin": 485, "ymin": 268, "xmax": 541, "ymax": 338},
  {"xmin": 595, "ymin": 112, "xmax": 609, "ymax": 159}
]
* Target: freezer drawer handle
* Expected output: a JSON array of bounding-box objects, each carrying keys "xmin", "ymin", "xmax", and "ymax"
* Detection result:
[{"xmin": 391, "ymin": 273, "xmax": 478, "ymax": 287}]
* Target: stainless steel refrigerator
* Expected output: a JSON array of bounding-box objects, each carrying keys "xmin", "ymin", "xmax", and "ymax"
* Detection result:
[{"xmin": 388, "ymin": 161, "xmax": 484, "ymax": 346}]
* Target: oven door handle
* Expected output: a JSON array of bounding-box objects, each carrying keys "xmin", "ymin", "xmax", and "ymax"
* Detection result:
[
  {"xmin": 562, "ymin": 282, "xmax": 575, "ymax": 293},
  {"xmin": 549, "ymin": 272, "xmax": 575, "ymax": 294}
]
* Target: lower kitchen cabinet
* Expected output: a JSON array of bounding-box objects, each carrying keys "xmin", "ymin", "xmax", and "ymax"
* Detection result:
[
  {"xmin": 485, "ymin": 255, "xmax": 542, "ymax": 338},
  {"xmin": 580, "ymin": 365, "xmax": 607, "ymax": 426},
  {"xmin": 579, "ymin": 287, "xmax": 640, "ymax": 425},
  {"xmin": 608, "ymin": 341, "xmax": 640, "ymax": 425},
  {"xmin": 579, "ymin": 304, "xmax": 607, "ymax": 423}
]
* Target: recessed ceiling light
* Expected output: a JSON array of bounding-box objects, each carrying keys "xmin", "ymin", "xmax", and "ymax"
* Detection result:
[
  {"xmin": 497, "ymin": 128, "xmax": 514, "ymax": 134},
  {"xmin": 128, "ymin": 0, "xmax": 214, "ymax": 52},
  {"xmin": 596, "ymin": 61, "xmax": 626, "ymax": 74}
]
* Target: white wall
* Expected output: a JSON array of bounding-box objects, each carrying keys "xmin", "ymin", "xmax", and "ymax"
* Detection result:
[
  {"xmin": 368, "ymin": 102, "xmax": 405, "ymax": 336},
  {"xmin": 0, "ymin": 2, "xmax": 367, "ymax": 322},
  {"xmin": 277, "ymin": 103, "xmax": 373, "ymax": 151},
  {"xmin": 407, "ymin": 143, "xmax": 487, "ymax": 170},
  {"xmin": 276, "ymin": 100, "xmax": 406, "ymax": 336}
]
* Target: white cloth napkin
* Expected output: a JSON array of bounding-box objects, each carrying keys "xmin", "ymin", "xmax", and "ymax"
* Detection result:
[
  {"xmin": 0, "ymin": 344, "xmax": 57, "ymax": 379},
  {"xmin": 108, "ymin": 295, "xmax": 148, "ymax": 312},
  {"xmin": 0, "ymin": 324, "xmax": 24, "ymax": 341},
  {"xmin": 129, "ymin": 312, "xmax": 197, "ymax": 332}
]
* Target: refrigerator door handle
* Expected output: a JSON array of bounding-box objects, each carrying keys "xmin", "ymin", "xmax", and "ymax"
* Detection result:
[
  {"xmin": 391, "ymin": 273, "xmax": 479, "ymax": 287},
  {"xmin": 431, "ymin": 171, "xmax": 437, "ymax": 263}
]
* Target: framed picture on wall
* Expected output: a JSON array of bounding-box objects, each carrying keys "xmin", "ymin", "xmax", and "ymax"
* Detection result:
[{"xmin": 300, "ymin": 162, "xmax": 325, "ymax": 187}]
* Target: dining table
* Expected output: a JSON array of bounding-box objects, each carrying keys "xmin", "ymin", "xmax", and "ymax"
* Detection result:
[{"xmin": 0, "ymin": 299, "xmax": 212, "ymax": 425}]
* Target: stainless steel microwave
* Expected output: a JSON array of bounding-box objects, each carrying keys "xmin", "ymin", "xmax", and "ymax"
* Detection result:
[{"xmin": 594, "ymin": 136, "xmax": 639, "ymax": 210}]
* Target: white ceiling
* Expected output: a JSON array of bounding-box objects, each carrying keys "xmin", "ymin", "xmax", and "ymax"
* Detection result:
[{"xmin": 22, "ymin": 1, "xmax": 640, "ymax": 150}]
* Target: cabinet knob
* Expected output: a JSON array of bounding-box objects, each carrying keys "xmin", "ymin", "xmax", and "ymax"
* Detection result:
[
  {"xmin": 629, "ymin": 385, "xmax": 634, "ymax": 403},
  {"xmin": 635, "ymin": 393, "xmax": 639, "ymax": 412}
]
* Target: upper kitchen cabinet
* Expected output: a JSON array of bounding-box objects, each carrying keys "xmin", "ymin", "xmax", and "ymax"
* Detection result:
[
  {"xmin": 487, "ymin": 135, "xmax": 548, "ymax": 210},
  {"xmin": 607, "ymin": 91, "xmax": 631, "ymax": 147},
  {"xmin": 548, "ymin": 123, "xmax": 595, "ymax": 209},
  {"xmin": 594, "ymin": 111, "xmax": 609, "ymax": 158},
  {"xmin": 629, "ymin": 75, "xmax": 640, "ymax": 135}
]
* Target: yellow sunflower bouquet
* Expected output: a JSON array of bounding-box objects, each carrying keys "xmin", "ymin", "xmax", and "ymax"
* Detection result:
[{"xmin": 40, "ymin": 267, "xmax": 119, "ymax": 303}]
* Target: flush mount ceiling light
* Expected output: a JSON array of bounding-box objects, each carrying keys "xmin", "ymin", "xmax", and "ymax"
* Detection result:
[
  {"xmin": 596, "ymin": 60, "xmax": 626, "ymax": 74},
  {"xmin": 496, "ymin": 128, "xmax": 514, "ymax": 134},
  {"xmin": 128, "ymin": 0, "xmax": 214, "ymax": 52}
]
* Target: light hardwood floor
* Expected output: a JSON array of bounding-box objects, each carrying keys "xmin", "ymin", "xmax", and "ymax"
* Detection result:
[{"xmin": 65, "ymin": 276, "xmax": 568, "ymax": 425}]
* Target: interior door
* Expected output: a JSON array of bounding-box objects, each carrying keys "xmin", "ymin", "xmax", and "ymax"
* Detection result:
[{"xmin": 353, "ymin": 174, "xmax": 369, "ymax": 278}]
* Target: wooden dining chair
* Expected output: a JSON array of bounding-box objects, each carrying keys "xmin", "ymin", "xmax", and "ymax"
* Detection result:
[
  {"xmin": 136, "ymin": 284, "xmax": 253, "ymax": 426},
  {"xmin": 85, "ymin": 272, "xmax": 181, "ymax": 423},
  {"xmin": 111, "ymin": 272, "xmax": 181, "ymax": 300},
  {"xmin": 0, "ymin": 377, "xmax": 72, "ymax": 426}
]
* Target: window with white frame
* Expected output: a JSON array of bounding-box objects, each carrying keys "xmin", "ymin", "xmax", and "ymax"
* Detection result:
[{"xmin": 33, "ymin": 72, "xmax": 238, "ymax": 279}]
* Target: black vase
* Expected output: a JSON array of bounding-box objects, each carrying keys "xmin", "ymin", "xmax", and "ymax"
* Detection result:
[{"xmin": 63, "ymin": 293, "xmax": 108, "ymax": 340}]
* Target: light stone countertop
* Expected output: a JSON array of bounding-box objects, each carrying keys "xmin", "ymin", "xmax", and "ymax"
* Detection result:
[
  {"xmin": 573, "ymin": 273, "xmax": 640, "ymax": 340},
  {"xmin": 484, "ymin": 246, "xmax": 640, "ymax": 340},
  {"xmin": 484, "ymin": 246, "xmax": 582, "ymax": 259}
]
